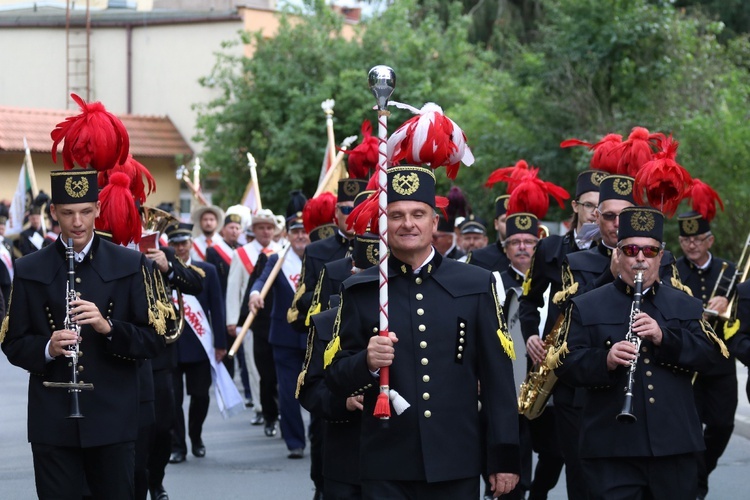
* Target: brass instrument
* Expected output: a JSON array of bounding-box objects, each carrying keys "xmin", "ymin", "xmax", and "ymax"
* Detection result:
[
  {"xmin": 42, "ymin": 238, "xmax": 94, "ymax": 417},
  {"xmin": 518, "ymin": 313, "xmax": 563, "ymax": 419},
  {"xmin": 617, "ymin": 270, "xmax": 644, "ymax": 423},
  {"xmin": 716, "ymin": 233, "xmax": 750, "ymax": 321},
  {"xmin": 140, "ymin": 206, "xmax": 185, "ymax": 344}
]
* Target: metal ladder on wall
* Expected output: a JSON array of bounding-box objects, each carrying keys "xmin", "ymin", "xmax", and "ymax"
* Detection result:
[{"xmin": 65, "ymin": 0, "xmax": 91, "ymax": 107}]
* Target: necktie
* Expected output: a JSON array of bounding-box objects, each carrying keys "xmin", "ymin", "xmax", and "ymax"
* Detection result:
[
  {"xmin": 206, "ymin": 237, "xmax": 213, "ymax": 247},
  {"xmin": 262, "ymin": 247, "xmax": 273, "ymax": 255}
]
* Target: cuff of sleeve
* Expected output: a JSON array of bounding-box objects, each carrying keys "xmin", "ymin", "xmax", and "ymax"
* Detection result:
[
  {"xmin": 487, "ymin": 443, "xmax": 521, "ymax": 476},
  {"xmin": 44, "ymin": 340, "xmax": 54, "ymax": 362}
]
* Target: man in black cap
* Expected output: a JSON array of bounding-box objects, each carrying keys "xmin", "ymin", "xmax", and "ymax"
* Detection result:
[
  {"xmin": 1, "ymin": 169, "xmax": 164, "ymax": 499},
  {"xmin": 556, "ymin": 206, "xmax": 727, "ymax": 499},
  {"xmin": 465, "ymin": 194, "xmax": 511, "ymax": 271},
  {"xmin": 18, "ymin": 203, "xmax": 46, "ymax": 256},
  {"xmin": 458, "ymin": 214, "xmax": 488, "ymax": 255},
  {"xmin": 326, "ymin": 165, "xmax": 520, "ymax": 499},
  {"xmin": 166, "ymin": 222, "xmax": 228, "ymax": 464},
  {"xmin": 432, "ymin": 213, "xmax": 465, "ymax": 260},
  {"xmin": 288, "ymin": 178, "xmax": 367, "ymax": 330},
  {"xmin": 675, "ymin": 211, "xmax": 737, "ymax": 499}
]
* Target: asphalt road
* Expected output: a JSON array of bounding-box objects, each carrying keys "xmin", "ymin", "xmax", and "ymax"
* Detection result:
[{"xmin": 1, "ymin": 355, "xmax": 749, "ymax": 499}]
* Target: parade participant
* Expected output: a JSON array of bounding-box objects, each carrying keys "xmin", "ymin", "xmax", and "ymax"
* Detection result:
[
  {"xmin": 465, "ymin": 194, "xmax": 511, "ymax": 271},
  {"xmin": 726, "ymin": 281, "xmax": 750, "ymax": 405},
  {"xmin": 167, "ymin": 222, "xmax": 229, "ymax": 464},
  {"xmin": 432, "ymin": 213, "xmax": 465, "ymax": 260},
  {"xmin": 190, "ymin": 204, "xmax": 224, "ymax": 262},
  {"xmin": 675, "ymin": 211, "xmax": 738, "ymax": 499},
  {"xmin": 288, "ymin": 178, "xmax": 367, "ymax": 331},
  {"xmin": 226, "ymin": 208, "xmax": 280, "ymax": 426},
  {"xmin": 18, "ymin": 203, "xmax": 45, "ymax": 255},
  {"xmin": 0, "ymin": 205, "xmax": 13, "ymax": 312},
  {"xmin": 249, "ymin": 209, "xmax": 311, "ymax": 459},
  {"xmin": 499, "ymin": 213, "xmax": 538, "ymax": 304},
  {"xmin": 556, "ymin": 206, "xmax": 728, "ymax": 499},
  {"xmin": 326, "ymin": 165, "xmax": 520, "ymax": 499},
  {"xmin": 458, "ymin": 214, "xmax": 488, "ymax": 254},
  {"xmin": 1, "ymin": 168, "xmax": 164, "ymax": 499}
]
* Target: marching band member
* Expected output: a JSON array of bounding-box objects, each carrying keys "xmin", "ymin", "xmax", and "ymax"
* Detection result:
[{"xmin": 465, "ymin": 195, "xmax": 511, "ymax": 271}]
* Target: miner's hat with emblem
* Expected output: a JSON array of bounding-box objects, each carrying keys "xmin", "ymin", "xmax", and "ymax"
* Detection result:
[
  {"xmin": 387, "ymin": 165, "xmax": 436, "ymax": 207},
  {"xmin": 495, "ymin": 195, "xmax": 510, "ymax": 218},
  {"xmin": 576, "ymin": 170, "xmax": 606, "ymax": 198},
  {"xmin": 599, "ymin": 174, "xmax": 635, "ymax": 204},
  {"xmin": 50, "ymin": 170, "xmax": 99, "ymax": 204},
  {"xmin": 166, "ymin": 222, "xmax": 194, "ymax": 243},
  {"xmin": 338, "ymin": 179, "xmax": 368, "ymax": 203},
  {"xmin": 353, "ymin": 232, "xmax": 379, "ymax": 270},
  {"xmin": 459, "ymin": 214, "xmax": 487, "ymax": 235},
  {"xmin": 224, "ymin": 213, "xmax": 243, "ymax": 227},
  {"xmin": 505, "ymin": 212, "xmax": 539, "ymax": 238},
  {"xmin": 677, "ymin": 211, "xmax": 710, "ymax": 237},
  {"xmin": 618, "ymin": 206, "xmax": 664, "ymax": 243}
]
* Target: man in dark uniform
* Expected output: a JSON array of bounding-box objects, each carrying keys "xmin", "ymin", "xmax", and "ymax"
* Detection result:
[
  {"xmin": 18, "ymin": 203, "xmax": 46, "ymax": 255},
  {"xmin": 465, "ymin": 195, "xmax": 511, "ymax": 272},
  {"xmin": 518, "ymin": 169, "xmax": 602, "ymax": 499},
  {"xmin": 556, "ymin": 206, "xmax": 728, "ymax": 499},
  {"xmin": 326, "ymin": 165, "xmax": 520, "ymax": 499},
  {"xmin": 432, "ymin": 213, "xmax": 465, "ymax": 260},
  {"xmin": 725, "ymin": 281, "xmax": 750, "ymax": 404},
  {"xmin": 288, "ymin": 178, "xmax": 367, "ymax": 330},
  {"xmin": 0, "ymin": 205, "xmax": 13, "ymax": 312},
  {"xmin": 675, "ymin": 211, "xmax": 737, "ymax": 500},
  {"xmin": 457, "ymin": 214, "xmax": 488, "ymax": 257},
  {"xmin": 1, "ymin": 169, "xmax": 164, "ymax": 499},
  {"xmin": 167, "ymin": 223, "xmax": 227, "ymax": 463}
]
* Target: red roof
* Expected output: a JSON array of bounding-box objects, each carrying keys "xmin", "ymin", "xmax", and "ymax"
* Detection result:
[{"xmin": 0, "ymin": 105, "xmax": 193, "ymax": 158}]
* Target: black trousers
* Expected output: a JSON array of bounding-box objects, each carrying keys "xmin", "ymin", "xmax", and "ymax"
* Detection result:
[
  {"xmin": 32, "ymin": 441, "xmax": 135, "ymax": 500},
  {"xmin": 172, "ymin": 360, "xmax": 211, "ymax": 454},
  {"xmin": 324, "ymin": 477, "xmax": 362, "ymax": 500},
  {"xmin": 581, "ymin": 454, "xmax": 696, "ymax": 500},
  {"xmin": 528, "ymin": 407, "xmax": 564, "ymax": 499},
  {"xmin": 361, "ymin": 477, "xmax": 478, "ymax": 500},
  {"xmin": 147, "ymin": 368, "xmax": 175, "ymax": 489},
  {"xmin": 309, "ymin": 413, "xmax": 325, "ymax": 491},
  {"xmin": 254, "ymin": 331, "xmax": 279, "ymax": 423},
  {"xmin": 555, "ymin": 400, "xmax": 589, "ymax": 499}
]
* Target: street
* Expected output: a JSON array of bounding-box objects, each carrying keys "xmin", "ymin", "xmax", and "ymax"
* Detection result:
[{"xmin": 1, "ymin": 354, "xmax": 749, "ymax": 499}]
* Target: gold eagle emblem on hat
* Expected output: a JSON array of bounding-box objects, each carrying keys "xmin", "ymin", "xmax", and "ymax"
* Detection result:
[
  {"xmin": 65, "ymin": 176, "xmax": 89, "ymax": 199},
  {"xmin": 318, "ymin": 225, "xmax": 335, "ymax": 240},
  {"xmin": 392, "ymin": 173, "xmax": 420, "ymax": 196},
  {"xmin": 631, "ymin": 210, "xmax": 655, "ymax": 232},
  {"xmin": 613, "ymin": 178, "xmax": 633, "ymax": 196},
  {"xmin": 681, "ymin": 218, "xmax": 699, "ymax": 235}
]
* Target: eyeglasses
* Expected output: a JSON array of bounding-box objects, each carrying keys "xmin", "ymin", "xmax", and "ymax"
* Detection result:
[
  {"xmin": 598, "ymin": 212, "xmax": 618, "ymax": 222},
  {"xmin": 679, "ymin": 235, "xmax": 710, "ymax": 246},
  {"xmin": 337, "ymin": 205, "xmax": 354, "ymax": 215},
  {"xmin": 575, "ymin": 201, "xmax": 598, "ymax": 212},
  {"xmin": 506, "ymin": 238, "xmax": 538, "ymax": 248},
  {"xmin": 619, "ymin": 244, "xmax": 661, "ymax": 258}
]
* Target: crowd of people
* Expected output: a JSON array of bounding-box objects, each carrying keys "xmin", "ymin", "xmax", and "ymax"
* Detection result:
[{"xmin": 1, "ymin": 94, "xmax": 750, "ymax": 500}]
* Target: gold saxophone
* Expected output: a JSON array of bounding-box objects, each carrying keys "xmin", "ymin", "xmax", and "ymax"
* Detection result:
[{"xmin": 517, "ymin": 313, "xmax": 565, "ymax": 419}]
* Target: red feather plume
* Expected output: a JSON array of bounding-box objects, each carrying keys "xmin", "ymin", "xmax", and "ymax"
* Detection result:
[
  {"xmin": 560, "ymin": 133, "xmax": 623, "ymax": 173},
  {"xmin": 302, "ymin": 192, "xmax": 337, "ymax": 233},
  {"xmin": 507, "ymin": 168, "xmax": 570, "ymax": 220},
  {"xmin": 610, "ymin": 127, "xmax": 663, "ymax": 177},
  {"xmin": 51, "ymin": 93, "xmax": 130, "ymax": 171},
  {"xmin": 98, "ymin": 155, "xmax": 156, "ymax": 204},
  {"xmin": 688, "ymin": 178, "xmax": 724, "ymax": 222},
  {"xmin": 346, "ymin": 191, "xmax": 380, "ymax": 235},
  {"xmin": 484, "ymin": 159, "xmax": 531, "ymax": 193},
  {"xmin": 633, "ymin": 135, "xmax": 692, "ymax": 217},
  {"xmin": 96, "ymin": 172, "xmax": 141, "ymax": 245},
  {"xmin": 342, "ymin": 121, "xmax": 378, "ymax": 179}
]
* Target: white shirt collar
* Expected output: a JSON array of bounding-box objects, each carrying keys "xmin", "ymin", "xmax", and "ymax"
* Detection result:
[
  {"xmin": 413, "ymin": 247, "xmax": 436, "ymax": 274},
  {"xmin": 63, "ymin": 235, "xmax": 94, "ymax": 263},
  {"xmin": 690, "ymin": 252, "xmax": 712, "ymax": 270}
]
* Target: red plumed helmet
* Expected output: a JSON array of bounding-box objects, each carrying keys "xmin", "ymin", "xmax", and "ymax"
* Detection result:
[
  {"xmin": 51, "ymin": 93, "xmax": 130, "ymax": 171},
  {"xmin": 387, "ymin": 102, "xmax": 474, "ymax": 180},
  {"xmin": 560, "ymin": 133, "xmax": 622, "ymax": 173},
  {"xmin": 634, "ymin": 135, "xmax": 692, "ymax": 217},
  {"xmin": 98, "ymin": 155, "xmax": 156, "ymax": 204},
  {"xmin": 96, "ymin": 172, "xmax": 142, "ymax": 245},
  {"xmin": 688, "ymin": 178, "xmax": 724, "ymax": 222},
  {"xmin": 610, "ymin": 127, "xmax": 663, "ymax": 177},
  {"xmin": 342, "ymin": 121, "xmax": 379, "ymax": 179},
  {"xmin": 507, "ymin": 167, "xmax": 570, "ymax": 220},
  {"xmin": 484, "ymin": 159, "xmax": 531, "ymax": 193},
  {"xmin": 302, "ymin": 192, "xmax": 337, "ymax": 233}
]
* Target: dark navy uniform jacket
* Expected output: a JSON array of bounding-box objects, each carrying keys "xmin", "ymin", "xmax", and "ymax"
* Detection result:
[
  {"xmin": 1, "ymin": 236, "xmax": 163, "ymax": 448},
  {"xmin": 327, "ymin": 252, "xmax": 520, "ymax": 482},
  {"xmin": 556, "ymin": 279, "xmax": 725, "ymax": 458},
  {"xmin": 466, "ymin": 240, "xmax": 510, "ymax": 272}
]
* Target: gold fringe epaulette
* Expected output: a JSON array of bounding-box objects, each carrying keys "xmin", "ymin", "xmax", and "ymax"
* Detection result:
[
  {"xmin": 188, "ymin": 264, "xmax": 206, "ymax": 279},
  {"xmin": 143, "ymin": 267, "xmax": 166, "ymax": 336},
  {"xmin": 287, "ymin": 282, "xmax": 306, "ymax": 324},
  {"xmin": 323, "ymin": 303, "xmax": 344, "ymax": 369},
  {"xmin": 553, "ymin": 282, "xmax": 578, "ymax": 306},
  {"xmin": 0, "ymin": 282, "xmax": 13, "ymax": 343},
  {"xmin": 491, "ymin": 277, "xmax": 515, "ymax": 360},
  {"xmin": 701, "ymin": 319, "xmax": 729, "ymax": 358}
]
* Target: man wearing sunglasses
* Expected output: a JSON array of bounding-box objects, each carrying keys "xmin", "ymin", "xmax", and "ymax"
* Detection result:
[
  {"xmin": 675, "ymin": 211, "xmax": 737, "ymax": 500},
  {"xmin": 556, "ymin": 206, "xmax": 727, "ymax": 500}
]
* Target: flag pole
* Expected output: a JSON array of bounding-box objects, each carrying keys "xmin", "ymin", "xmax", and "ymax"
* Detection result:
[
  {"xmin": 368, "ymin": 65, "xmax": 396, "ymax": 419},
  {"xmin": 23, "ymin": 137, "xmax": 45, "ymax": 233},
  {"xmin": 313, "ymin": 135, "xmax": 358, "ymax": 198},
  {"xmin": 246, "ymin": 153, "xmax": 263, "ymax": 212},
  {"xmin": 321, "ymin": 99, "xmax": 337, "ymax": 170}
]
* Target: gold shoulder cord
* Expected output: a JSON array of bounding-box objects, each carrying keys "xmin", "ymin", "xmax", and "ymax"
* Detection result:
[
  {"xmin": 670, "ymin": 264, "xmax": 693, "ymax": 296},
  {"xmin": 188, "ymin": 264, "xmax": 206, "ymax": 279},
  {"xmin": 0, "ymin": 282, "xmax": 13, "ymax": 343},
  {"xmin": 295, "ymin": 320, "xmax": 318, "ymax": 399},
  {"xmin": 142, "ymin": 267, "xmax": 166, "ymax": 336},
  {"xmin": 700, "ymin": 319, "xmax": 729, "ymax": 358},
  {"xmin": 491, "ymin": 276, "xmax": 515, "ymax": 360},
  {"xmin": 552, "ymin": 262, "xmax": 578, "ymax": 306},
  {"xmin": 323, "ymin": 296, "xmax": 344, "ymax": 369},
  {"xmin": 303, "ymin": 267, "xmax": 328, "ymax": 326}
]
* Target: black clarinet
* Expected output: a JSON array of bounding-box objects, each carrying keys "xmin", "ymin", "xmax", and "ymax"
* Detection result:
[
  {"xmin": 616, "ymin": 270, "xmax": 644, "ymax": 423},
  {"xmin": 43, "ymin": 238, "xmax": 94, "ymax": 417}
]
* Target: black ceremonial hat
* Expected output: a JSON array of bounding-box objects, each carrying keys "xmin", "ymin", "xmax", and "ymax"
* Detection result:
[
  {"xmin": 495, "ymin": 195, "xmax": 510, "ymax": 218},
  {"xmin": 387, "ymin": 166, "xmax": 436, "ymax": 208},
  {"xmin": 618, "ymin": 206, "xmax": 664, "ymax": 243},
  {"xmin": 352, "ymin": 233, "xmax": 379, "ymax": 270},
  {"xmin": 677, "ymin": 211, "xmax": 710, "ymax": 237},
  {"xmin": 224, "ymin": 213, "xmax": 243, "ymax": 226},
  {"xmin": 599, "ymin": 174, "xmax": 635, "ymax": 204},
  {"xmin": 166, "ymin": 222, "xmax": 194, "ymax": 243},
  {"xmin": 459, "ymin": 214, "xmax": 487, "ymax": 235},
  {"xmin": 505, "ymin": 212, "xmax": 539, "ymax": 238},
  {"xmin": 338, "ymin": 179, "xmax": 368, "ymax": 203},
  {"xmin": 576, "ymin": 170, "xmax": 606, "ymax": 198},
  {"xmin": 309, "ymin": 223, "xmax": 336, "ymax": 242},
  {"xmin": 50, "ymin": 170, "xmax": 98, "ymax": 204}
]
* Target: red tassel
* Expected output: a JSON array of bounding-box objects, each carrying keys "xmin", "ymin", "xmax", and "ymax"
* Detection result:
[
  {"xmin": 688, "ymin": 178, "xmax": 723, "ymax": 222},
  {"xmin": 302, "ymin": 192, "xmax": 337, "ymax": 233},
  {"xmin": 96, "ymin": 172, "xmax": 141, "ymax": 245},
  {"xmin": 484, "ymin": 160, "xmax": 530, "ymax": 192},
  {"xmin": 373, "ymin": 390, "xmax": 391, "ymax": 419},
  {"xmin": 51, "ymin": 93, "xmax": 130, "ymax": 171},
  {"xmin": 99, "ymin": 155, "xmax": 156, "ymax": 204},
  {"xmin": 610, "ymin": 127, "xmax": 662, "ymax": 177},
  {"xmin": 346, "ymin": 191, "xmax": 380, "ymax": 235},
  {"xmin": 341, "ymin": 121, "xmax": 379, "ymax": 179},
  {"xmin": 560, "ymin": 134, "xmax": 622, "ymax": 174},
  {"xmin": 634, "ymin": 135, "xmax": 692, "ymax": 217}
]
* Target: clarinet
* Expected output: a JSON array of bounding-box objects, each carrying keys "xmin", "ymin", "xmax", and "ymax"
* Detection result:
[
  {"xmin": 616, "ymin": 270, "xmax": 644, "ymax": 423},
  {"xmin": 43, "ymin": 238, "xmax": 94, "ymax": 418}
]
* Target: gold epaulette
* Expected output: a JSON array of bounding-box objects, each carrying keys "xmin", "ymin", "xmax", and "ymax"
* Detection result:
[
  {"xmin": 671, "ymin": 264, "xmax": 693, "ymax": 296},
  {"xmin": 287, "ymin": 283, "xmax": 305, "ymax": 324},
  {"xmin": 188, "ymin": 264, "xmax": 206, "ymax": 279},
  {"xmin": 546, "ymin": 307, "xmax": 572, "ymax": 369},
  {"xmin": 142, "ymin": 267, "xmax": 166, "ymax": 336},
  {"xmin": 553, "ymin": 263, "xmax": 579, "ymax": 305},
  {"xmin": 0, "ymin": 282, "xmax": 13, "ymax": 343},
  {"xmin": 701, "ymin": 319, "xmax": 729, "ymax": 358},
  {"xmin": 323, "ymin": 301, "xmax": 344, "ymax": 369},
  {"xmin": 491, "ymin": 276, "xmax": 514, "ymax": 360}
]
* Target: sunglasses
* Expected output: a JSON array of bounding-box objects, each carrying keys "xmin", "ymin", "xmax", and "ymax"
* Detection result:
[
  {"xmin": 337, "ymin": 205, "xmax": 354, "ymax": 215},
  {"xmin": 599, "ymin": 212, "xmax": 618, "ymax": 222},
  {"xmin": 618, "ymin": 244, "xmax": 661, "ymax": 258}
]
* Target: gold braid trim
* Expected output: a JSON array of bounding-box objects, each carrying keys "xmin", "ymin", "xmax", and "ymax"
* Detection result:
[
  {"xmin": 287, "ymin": 283, "xmax": 306, "ymax": 324},
  {"xmin": 522, "ymin": 252, "xmax": 537, "ymax": 296},
  {"xmin": 552, "ymin": 263, "xmax": 578, "ymax": 305},
  {"xmin": 143, "ymin": 267, "xmax": 166, "ymax": 336},
  {"xmin": 305, "ymin": 266, "xmax": 328, "ymax": 326},
  {"xmin": 0, "ymin": 282, "xmax": 13, "ymax": 343},
  {"xmin": 491, "ymin": 276, "xmax": 515, "ymax": 360},
  {"xmin": 188, "ymin": 264, "xmax": 206, "ymax": 279},
  {"xmin": 701, "ymin": 319, "xmax": 729, "ymax": 358},
  {"xmin": 671, "ymin": 264, "xmax": 693, "ymax": 296},
  {"xmin": 154, "ymin": 271, "xmax": 176, "ymax": 322},
  {"xmin": 296, "ymin": 320, "xmax": 319, "ymax": 399},
  {"xmin": 323, "ymin": 298, "xmax": 344, "ymax": 369},
  {"xmin": 546, "ymin": 307, "xmax": 572, "ymax": 369}
]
